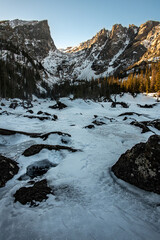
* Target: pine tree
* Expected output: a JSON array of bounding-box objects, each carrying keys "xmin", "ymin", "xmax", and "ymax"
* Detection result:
[
  {"xmin": 150, "ymin": 63, "xmax": 156, "ymax": 92},
  {"xmin": 145, "ymin": 67, "xmax": 150, "ymax": 93},
  {"xmin": 155, "ymin": 62, "xmax": 160, "ymax": 92}
]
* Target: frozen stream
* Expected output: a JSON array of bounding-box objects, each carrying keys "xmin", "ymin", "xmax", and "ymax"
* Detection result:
[{"xmin": 0, "ymin": 94, "xmax": 160, "ymax": 240}]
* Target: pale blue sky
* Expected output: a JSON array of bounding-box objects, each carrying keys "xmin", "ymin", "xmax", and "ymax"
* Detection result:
[{"xmin": 0, "ymin": 0, "xmax": 160, "ymax": 48}]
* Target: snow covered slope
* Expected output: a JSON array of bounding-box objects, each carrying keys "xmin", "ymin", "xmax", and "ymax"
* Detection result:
[{"xmin": 0, "ymin": 94, "xmax": 160, "ymax": 240}]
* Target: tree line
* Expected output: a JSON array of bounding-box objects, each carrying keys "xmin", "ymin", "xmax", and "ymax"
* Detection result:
[
  {"xmin": 46, "ymin": 61, "xmax": 160, "ymax": 100},
  {"xmin": 0, "ymin": 39, "xmax": 41, "ymax": 99}
]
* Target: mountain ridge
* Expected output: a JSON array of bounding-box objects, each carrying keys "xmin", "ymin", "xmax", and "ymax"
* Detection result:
[
  {"xmin": 42, "ymin": 20, "xmax": 160, "ymax": 82},
  {"xmin": 0, "ymin": 19, "xmax": 160, "ymax": 97}
]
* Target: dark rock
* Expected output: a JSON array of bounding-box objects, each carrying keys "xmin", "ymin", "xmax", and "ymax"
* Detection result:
[
  {"xmin": 18, "ymin": 174, "xmax": 30, "ymax": 181},
  {"xmin": 92, "ymin": 120, "xmax": 106, "ymax": 126},
  {"xmin": 137, "ymin": 103, "xmax": 157, "ymax": 108},
  {"xmin": 130, "ymin": 121, "xmax": 151, "ymax": 133},
  {"xmin": 111, "ymin": 102, "xmax": 129, "ymax": 108},
  {"xmin": 19, "ymin": 159, "xmax": 57, "ymax": 180},
  {"xmin": 9, "ymin": 102, "xmax": 19, "ymax": 109},
  {"xmin": 40, "ymin": 131, "xmax": 71, "ymax": 140},
  {"xmin": 49, "ymin": 101, "xmax": 67, "ymax": 110},
  {"xmin": 53, "ymin": 114, "xmax": 58, "ymax": 120},
  {"xmin": 0, "ymin": 128, "xmax": 20, "ymax": 136},
  {"xmin": 26, "ymin": 110, "xmax": 34, "ymax": 114},
  {"xmin": 27, "ymin": 159, "xmax": 57, "ymax": 178},
  {"xmin": 14, "ymin": 179, "xmax": 52, "ymax": 206},
  {"xmin": 123, "ymin": 117, "xmax": 128, "ymax": 121},
  {"xmin": 112, "ymin": 135, "xmax": 160, "ymax": 194},
  {"xmin": 84, "ymin": 124, "xmax": 95, "ymax": 129},
  {"xmin": 37, "ymin": 111, "xmax": 43, "ymax": 115},
  {"xmin": 0, "ymin": 154, "xmax": 19, "ymax": 187},
  {"xmin": 61, "ymin": 138, "xmax": 69, "ymax": 144},
  {"xmin": 1, "ymin": 103, "xmax": 5, "ymax": 106},
  {"xmin": 28, "ymin": 180, "xmax": 35, "ymax": 185},
  {"xmin": 118, "ymin": 112, "xmax": 142, "ymax": 117},
  {"xmin": 23, "ymin": 144, "xmax": 78, "ymax": 157},
  {"xmin": 104, "ymin": 116, "xmax": 115, "ymax": 122},
  {"xmin": 0, "ymin": 107, "xmax": 2, "ymax": 110},
  {"xmin": 37, "ymin": 111, "xmax": 53, "ymax": 117},
  {"xmin": 23, "ymin": 114, "xmax": 57, "ymax": 121},
  {"xmin": 0, "ymin": 111, "xmax": 10, "ymax": 116},
  {"xmin": 148, "ymin": 119, "xmax": 160, "ymax": 131},
  {"xmin": 0, "ymin": 128, "xmax": 71, "ymax": 140},
  {"xmin": 131, "ymin": 119, "xmax": 160, "ymax": 133},
  {"xmin": 44, "ymin": 112, "xmax": 51, "ymax": 116}
]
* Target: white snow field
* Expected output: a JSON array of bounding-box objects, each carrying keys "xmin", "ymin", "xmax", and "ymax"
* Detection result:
[{"xmin": 0, "ymin": 93, "xmax": 160, "ymax": 240}]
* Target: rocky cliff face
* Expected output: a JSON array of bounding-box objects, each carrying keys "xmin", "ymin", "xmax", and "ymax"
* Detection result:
[
  {"xmin": 135, "ymin": 21, "xmax": 160, "ymax": 63},
  {"xmin": 0, "ymin": 19, "xmax": 56, "ymax": 60},
  {"xmin": 0, "ymin": 19, "xmax": 160, "ymax": 87},
  {"xmin": 0, "ymin": 19, "xmax": 56, "ymax": 98},
  {"xmin": 42, "ymin": 20, "xmax": 160, "ymax": 83},
  {"xmin": 66, "ymin": 28, "xmax": 109, "ymax": 53}
]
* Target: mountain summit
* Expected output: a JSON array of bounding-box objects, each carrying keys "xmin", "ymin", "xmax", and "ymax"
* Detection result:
[{"xmin": 0, "ymin": 19, "xmax": 56, "ymax": 60}]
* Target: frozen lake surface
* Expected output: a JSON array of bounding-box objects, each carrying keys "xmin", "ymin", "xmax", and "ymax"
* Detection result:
[{"xmin": 0, "ymin": 93, "xmax": 160, "ymax": 240}]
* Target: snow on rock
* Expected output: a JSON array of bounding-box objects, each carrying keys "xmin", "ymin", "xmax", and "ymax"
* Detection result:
[{"xmin": 9, "ymin": 19, "xmax": 38, "ymax": 28}]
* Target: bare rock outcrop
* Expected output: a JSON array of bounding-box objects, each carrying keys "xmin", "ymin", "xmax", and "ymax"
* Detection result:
[
  {"xmin": 0, "ymin": 155, "xmax": 19, "ymax": 187},
  {"xmin": 112, "ymin": 135, "xmax": 160, "ymax": 194}
]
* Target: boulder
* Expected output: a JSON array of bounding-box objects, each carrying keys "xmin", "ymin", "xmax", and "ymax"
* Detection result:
[
  {"xmin": 19, "ymin": 159, "xmax": 57, "ymax": 180},
  {"xmin": 111, "ymin": 102, "xmax": 129, "ymax": 108},
  {"xmin": 0, "ymin": 155, "xmax": 19, "ymax": 187},
  {"xmin": 49, "ymin": 101, "xmax": 67, "ymax": 110},
  {"xmin": 37, "ymin": 111, "xmax": 43, "ymax": 115},
  {"xmin": 14, "ymin": 179, "xmax": 52, "ymax": 206},
  {"xmin": 112, "ymin": 135, "xmax": 160, "ymax": 194},
  {"xmin": 26, "ymin": 110, "xmax": 34, "ymax": 114},
  {"xmin": 84, "ymin": 124, "xmax": 95, "ymax": 129},
  {"xmin": 9, "ymin": 102, "xmax": 19, "ymax": 109}
]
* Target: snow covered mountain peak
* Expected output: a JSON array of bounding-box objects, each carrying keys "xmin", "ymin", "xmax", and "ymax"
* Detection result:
[{"xmin": 8, "ymin": 19, "xmax": 39, "ymax": 28}]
